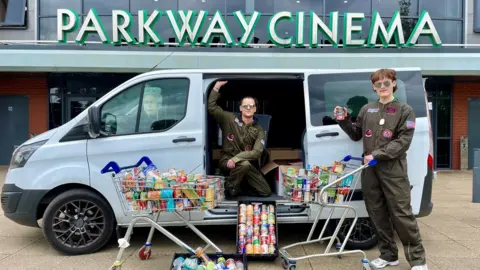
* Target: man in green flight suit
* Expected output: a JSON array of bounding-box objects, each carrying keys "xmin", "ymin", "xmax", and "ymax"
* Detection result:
[
  {"xmin": 208, "ymin": 80, "xmax": 272, "ymax": 197},
  {"xmin": 334, "ymin": 69, "xmax": 427, "ymax": 270}
]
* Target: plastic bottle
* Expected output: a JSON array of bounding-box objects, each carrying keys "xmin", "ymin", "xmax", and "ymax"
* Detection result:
[{"xmin": 194, "ymin": 247, "xmax": 211, "ymax": 264}]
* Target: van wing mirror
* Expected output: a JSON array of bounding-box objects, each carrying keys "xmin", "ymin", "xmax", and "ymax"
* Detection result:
[{"xmin": 87, "ymin": 106, "xmax": 101, "ymax": 138}]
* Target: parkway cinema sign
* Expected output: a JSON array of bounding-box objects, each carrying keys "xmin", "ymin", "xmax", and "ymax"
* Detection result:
[{"xmin": 56, "ymin": 8, "xmax": 442, "ymax": 48}]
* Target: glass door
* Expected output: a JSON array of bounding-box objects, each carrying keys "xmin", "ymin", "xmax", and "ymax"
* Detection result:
[
  {"xmin": 66, "ymin": 97, "xmax": 97, "ymax": 122},
  {"xmin": 424, "ymin": 77, "xmax": 453, "ymax": 169}
]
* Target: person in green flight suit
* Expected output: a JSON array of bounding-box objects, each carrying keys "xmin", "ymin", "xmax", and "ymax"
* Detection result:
[
  {"xmin": 208, "ymin": 80, "xmax": 272, "ymax": 197},
  {"xmin": 334, "ymin": 69, "xmax": 427, "ymax": 270}
]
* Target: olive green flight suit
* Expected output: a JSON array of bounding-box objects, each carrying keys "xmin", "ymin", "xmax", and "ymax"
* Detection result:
[
  {"xmin": 208, "ymin": 90, "xmax": 272, "ymax": 197},
  {"xmin": 337, "ymin": 97, "xmax": 426, "ymax": 267}
]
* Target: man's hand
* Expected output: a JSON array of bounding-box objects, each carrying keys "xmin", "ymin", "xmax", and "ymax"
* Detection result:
[
  {"xmin": 333, "ymin": 106, "xmax": 348, "ymax": 117},
  {"xmin": 214, "ymin": 81, "xmax": 228, "ymax": 91},
  {"xmin": 227, "ymin": 159, "xmax": 236, "ymax": 169},
  {"xmin": 364, "ymin": 154, "xmax": 373, "ymax": 165}
]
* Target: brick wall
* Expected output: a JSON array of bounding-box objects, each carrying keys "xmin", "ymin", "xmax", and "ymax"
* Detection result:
[
  {"xmin": 452, "ymin": 76, "xmax": 480, "ymax": 170},
  {"xmin": 0, "ymin": 73, "xmax": 48, "ymax": 135}
]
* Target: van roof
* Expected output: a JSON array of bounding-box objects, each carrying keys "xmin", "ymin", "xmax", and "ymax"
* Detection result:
[{"xmin": 137, "ymin": 67, "xmax": 422, "ymax": 78}]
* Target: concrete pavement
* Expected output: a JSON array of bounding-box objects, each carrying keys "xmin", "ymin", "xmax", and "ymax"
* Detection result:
[{"xmin": 1, "ymin": 167, "xmax": 480, "ymax": 269}]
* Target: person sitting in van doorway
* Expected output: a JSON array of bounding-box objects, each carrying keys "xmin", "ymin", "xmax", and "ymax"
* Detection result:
[
  {"xmin": 334, "ymin": 69, "xmax": 428, "ymax": 270},
  {"xmin": 208, "ymin": 80, "xmax": 272, "ymax": 197}
]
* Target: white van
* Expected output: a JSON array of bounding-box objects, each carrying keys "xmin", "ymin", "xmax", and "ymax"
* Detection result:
[{"xmin": 1, "ymin": 68, "xmax": 434, "ymax": 255}]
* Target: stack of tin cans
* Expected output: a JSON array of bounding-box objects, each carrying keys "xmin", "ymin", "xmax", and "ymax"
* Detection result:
[{"xmin": 237, "ymin": 202, "xmax": 276, "ymax": 255}]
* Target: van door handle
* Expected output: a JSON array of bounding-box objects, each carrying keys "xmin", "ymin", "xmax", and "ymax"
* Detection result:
[
  {"xmin": 316, "ymin": 132, "xmax": 339, "ymax": 138},
  {"xmin": 172, "ymin": 137, "xmax": 196, "ymax": 143}
]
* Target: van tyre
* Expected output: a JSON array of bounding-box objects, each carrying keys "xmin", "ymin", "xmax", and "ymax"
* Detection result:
[
  {"xmin": 42, "ymin": 188, "xmax": 115, "ymax": 255},
  {"xmin": 329, "ymin": 218, "xmax": 378, "ymax": 250}
]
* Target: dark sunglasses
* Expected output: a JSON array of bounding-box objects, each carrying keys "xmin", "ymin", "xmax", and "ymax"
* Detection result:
[
  {"xmin": 241, "ymin": 104, "xmax": 255, "ymax": 109},
  {"xmin": 374, "ymin": 81, "xmax": 392, "ymax": 88}
]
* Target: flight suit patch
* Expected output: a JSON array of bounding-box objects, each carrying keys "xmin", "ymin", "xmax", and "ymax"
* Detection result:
[
  {"xmin": 406, "ymin": 120, "xmax": 416, "ymax": 129},
  {"xmin": 367, "ymin": 108, "xmax": 379, "ymax": 113},
  {"xmin": 365, "ymin": 129, "xmax": 373, "ymax": 137},
  {"xmin": 227, "ymin": 133, "xmax": 235, "ymax": 141},
  {"xmin": 244, "ymin": 145, "xmax": 251, "ymax": 151},
  {"xmin": 382, "ymin": 129, "xmax": 393, "ymax": 138},
  {"xmin": 385, "ymin": 106, "xmax": 397, "ymax": 115}
]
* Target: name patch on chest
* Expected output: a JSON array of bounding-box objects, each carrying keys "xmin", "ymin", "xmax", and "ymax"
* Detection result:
[
  {"xmin": 385, "ymin": 106, "xmax": 397, "ymax": 115},
  {"xmin": 367, "ymin": 108, "xmax": 379, "ymax": 113},
  {"xmin": 382, "ymin": 129, "xmax": 393, "ymax": 138}
]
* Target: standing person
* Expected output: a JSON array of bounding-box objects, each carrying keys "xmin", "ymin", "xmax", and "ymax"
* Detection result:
[
  {"xmin": 208, "ymin": 80, "xmax": 271, "ymax": 197},
  {"xmin": 334, "ymin": 69, "xmax": 427, "ymax": 270}
]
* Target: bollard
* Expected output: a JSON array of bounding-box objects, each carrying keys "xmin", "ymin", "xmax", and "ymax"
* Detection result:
[{"xmin": 473, "ymin": 148, "xmax": 480, "ymax": 203}]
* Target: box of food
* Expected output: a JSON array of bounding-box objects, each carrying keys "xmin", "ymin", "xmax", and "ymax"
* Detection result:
[{"xmin": 236, "ymin": 201, "xmax": 278, "ymax": 261}]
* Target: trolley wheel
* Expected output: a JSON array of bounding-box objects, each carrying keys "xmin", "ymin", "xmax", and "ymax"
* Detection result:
[
  {"xmin": 287, "ymin": 264, "xmax": 297, "ymax": 270},
  {"xmin": 138, "ymin": 246, "xmax": 152, "ymax": 260},
  {"xmin": 281, "ymin": 257, "xmax": 289, "ymax": 269}
]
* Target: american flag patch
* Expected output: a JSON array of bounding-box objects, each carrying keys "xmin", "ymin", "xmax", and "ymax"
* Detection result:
[{"xmin": 406, "ymin": 120, "xmax": 416, "ymax": 129}]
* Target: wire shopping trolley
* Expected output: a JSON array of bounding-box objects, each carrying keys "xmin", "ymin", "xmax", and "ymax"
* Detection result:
[
  {"xmin": 100, "ymin": 156, "xmax": 226, "ymax": 270},
  {"xmin": 278, "ymin": 155, "xmax": 378, "ymax": 270}
]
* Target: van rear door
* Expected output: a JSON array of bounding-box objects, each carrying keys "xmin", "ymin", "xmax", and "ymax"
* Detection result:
[
  {"xmin": 87, "ymin": 72, "xmax": 204, "ymax": 225},
  {"xmin": 303, "ymin": 68, "xmax": 430, "ymax": 216}
]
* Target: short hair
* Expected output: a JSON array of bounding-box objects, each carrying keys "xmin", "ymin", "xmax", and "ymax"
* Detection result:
[
  {"xmin": 240, "ymin": 96, "xmax": 258, "ymax": 107},
  {"xmin": 371, "ymin": 68, "xmax": 397, "ymax": 92}
]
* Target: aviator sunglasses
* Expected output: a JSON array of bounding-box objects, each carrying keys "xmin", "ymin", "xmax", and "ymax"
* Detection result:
[
  {"xmin": 374, "ymin": 81, "xmax": 392, "ymax": 88},
  {"xmin": 241, "ymin": 104, "xmax": 256, "ymax": 109}
]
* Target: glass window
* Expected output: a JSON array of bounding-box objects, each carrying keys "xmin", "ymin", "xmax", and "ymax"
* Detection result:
[
  {"xmin": 255, "ymin": 0, "xmax": 274, "ymax": 14},
  {"xmin": 100, "ymin": 78, "xmax": 190, "ymax": 135},
  {"xmin": 138, "ymin": 79, "xmax": 190, "ymax": 133},
  {"xmin": 372, "ymin": 0, "xmax": 418, "ymax": 17},
  {"xmin": 0, "ymin": 0, "xmax": 27, "ymax": 26},
  {"xmin": 178, "ymin": 0, "xmax": 226, "ymax": 14},
  {"xmin": 307, "ymin": 71, "xmax": 427, "ymax": 126},
  {"xmin": 325, "ymin": 0, "xmax": 370, "ymax": 15},
  {"xmin": 100, "ymin": 83, "xmax": 142, "ymax": 135},
  {"xmin": 40, "ymin": 17, "xmax": 81, "ymax": 41},
  {"xmin": 436, "ymin": 98, "xmax": 451, "ymax": 138},
  {"xmin": 420, "ymin": 0, "xmax": 462, "ymax": 19},
  {"xmin": 130, "ymin": 0, "xmax": 178, "ymax": 12},
  {"xmin": 417, "ymin": 20, "xmax": 462, "ymax": 44},
  {"xmin": 39, "ymin": 0, "xmax": 82, "ymax": 17},
  {"xmin": 83, "ymin": 0, "xmax": 130, "ymax": 16},
  {"xmin": 274, "ymin": 0, "xmax": 323, "ymax": 13},
  {"xmin": 227, "ymin": 0, "xmax": 246, "ymax": 13}
]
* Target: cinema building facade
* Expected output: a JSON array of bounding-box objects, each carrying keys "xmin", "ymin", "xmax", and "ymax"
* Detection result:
[{"xmin": 0, "ymin": 0, "xmax": 479, "ymax": 171}]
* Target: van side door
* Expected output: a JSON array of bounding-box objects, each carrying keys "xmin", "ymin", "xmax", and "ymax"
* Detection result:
[
  {"xmin": 87, "ymin": 73, "xmax": 204, "ymax": 224},
  {"xmin": 304, "ymin": 68, "xmax": 429, "ymax": 215}
]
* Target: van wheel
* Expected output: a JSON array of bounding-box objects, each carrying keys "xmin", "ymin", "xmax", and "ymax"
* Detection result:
[
  {"xmin": 42, "ymin": 188, "xmax": 115, "ymax": 255},
  {"xmin": 330, "ymin": 218, "xmax": 378, "ymax": 250}
]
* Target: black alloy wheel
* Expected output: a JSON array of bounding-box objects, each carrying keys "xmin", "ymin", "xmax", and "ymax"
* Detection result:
[
  {"xmin": 332, "ymin": 217, "xmax": 378, "ymax": 250},
  {"xmin": 42, "ymin": 189, "xmax": 115, "ymax": 255}
]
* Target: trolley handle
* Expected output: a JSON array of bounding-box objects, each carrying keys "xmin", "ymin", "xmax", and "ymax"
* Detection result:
[
  {"xmin": 317, "ymin": 155, "xmax": 377, "ymax": 206},
  {"xmin": 342, "ymin": 155, "xmax": 377, "ymax": 167},
  {"xmin": 100, "ymin": 156, "xmax": 154, "ymax": 174}
]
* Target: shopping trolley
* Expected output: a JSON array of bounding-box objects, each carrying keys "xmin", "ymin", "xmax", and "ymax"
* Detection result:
[
  {"xmin": 278, "ymin": 155, "xmax": 378, "ymax": 270},
  {"xmin": 101, "ymin": 156, "xmax": 226, "ymax": 270}
]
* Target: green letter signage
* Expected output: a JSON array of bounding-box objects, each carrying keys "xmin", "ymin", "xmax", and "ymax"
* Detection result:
[{"xmin": 57, "ymin": 9, "xmax": 443, "ymax": 48}]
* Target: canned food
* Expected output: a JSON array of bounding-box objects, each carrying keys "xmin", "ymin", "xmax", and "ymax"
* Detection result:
[
  {"xmin": 239, "ymin": 224, "xmax": 246, "ymax": 236},
  {"xmin": 239, "ymin": 212, "xmax": 246, "ymax": 224},
  {"xmin": 268, "ymin": 244, "xmax": 275, "ymax": 254},
  {"xmin": 246, "ymin": 205, "xmax": 253, "ymax": 215},
  {"xmin": 253, "ymin": 214, "xmax": 260, "ymax": 224},
  {"xmin": 269, "ymin": 224, "xmax": 275, "ymax": 233},
  {"xmin": 261, "ymin": 235, "xmax": 268, "ymax": 245},
  {"xmin": 261, "ymin": 224, "xmax": 268, "ymax": 235},
  {"xmin": 268, "ymin": 213, "xmax": 275, "ymax": 225},
  {"xmin": 245, "ymin": 244, "xmax": 253, "ymax": 254},
  {"xmin": 268, "ymin": 205, "xmax": 275, "ymax": 214},
  {"xmin": 269, "ymin": 233, "xmax": 276, "ymax": 244},
  {"xmin": 261, "ymin": 213, "xmax": 268, "ymax": 223},
  {"xmin": 237, "ymin": 243, "xmax": 245, "ymax": 254},
  {"xmin": 254, "ymin": 244, "xmax": 261, "ymax": 254},
  {"xmin": 261, "ymin": 244, "xmax": 268, "ymax": 254},
  {"xmin": 183, "ymin": 198, "xmax": 191, "ymax": 210}
]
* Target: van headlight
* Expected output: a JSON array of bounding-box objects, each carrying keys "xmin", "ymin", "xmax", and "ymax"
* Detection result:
[{"xmin": 9, "ymin": 140, "xmax": 47, "ymax": 169}]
